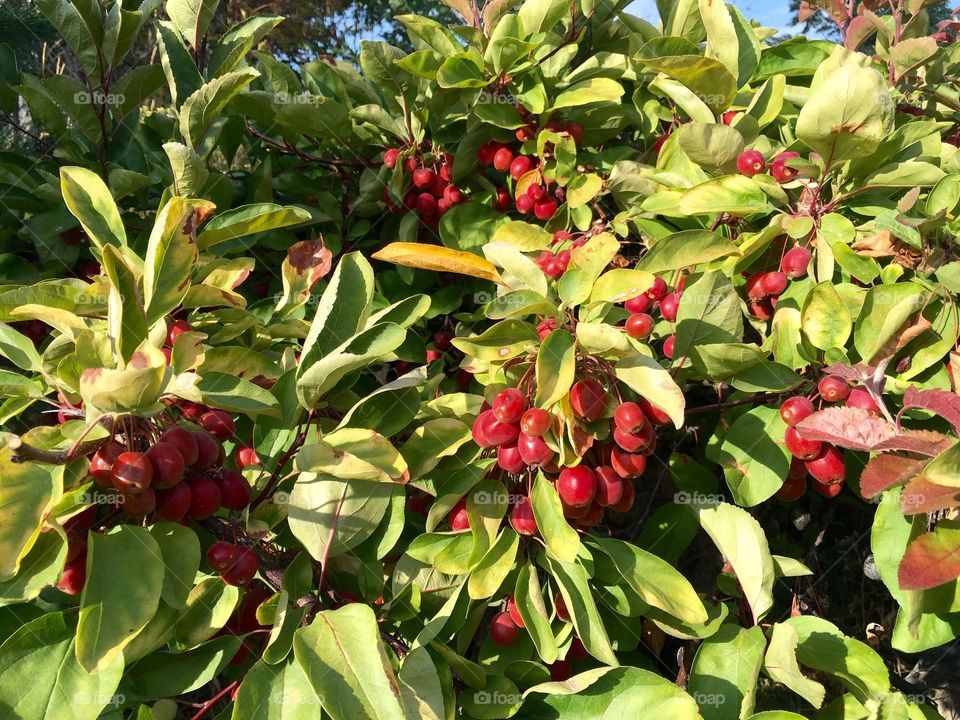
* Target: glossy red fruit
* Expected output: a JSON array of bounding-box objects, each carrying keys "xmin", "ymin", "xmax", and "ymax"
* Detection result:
[
  {"xmin": 570, "ymin": 379, "xmax": 606, "ymax": 422},
  {"xmin": 403, "ymin": 157, "xmax": 418, "ymax": 173},
  {"xmin": 167, "ymin": 319, "xmax": 191, "ymax": 346},
  {"xmin": 222, "ymin": 548, "xmax": 258, "ymax": 586},
  {"xmin": 443, "ymin": 185, "xmax": 463, "ymax": 205},
  {"xmin": 781, "ymin": 247, "xmax": 812, "ymax": 278},
  {"xmin": 122, "ymin": 488, "xmax": 155, "ymax": 516},
  {"xmin": 537, "ymin": 318, "xmax": 556, "ymax": 341},
  {"xmin": 611, "ymin": 447, "xmax": 646, "ymax": 479},
  {"xmin": 417, "ymin": 192, "xmax": 437, "ymax": 216},
  {"xmin": 555, "ymin": 593, "xmax": 570, "ymax": 622},
  {"xmin": 520, "ymin": 408, "xmax": 551, "ymax": 437},
  {"xmin": 660, "ymin": 293, "xmax": 681, "ymax": 322},
  {"xmin": 179, "ymin": 400, "xmax": 208, "ymax": 422},
  {"xmin": 516, "ymin": 193, "xmax": 535, "ymax": 214},
  {"xmin": 745, "ymin": 272, "xmax": 769, "ymax": 299},
  {"xmin": 543, "ymin": 258, "xmax": 565, "ymax": 279},
  {"xmin": 111, "ymin": 451, "xmax": 153, "ymax": 495},
  {"xmin": 493, "ymin": 388, "xmax": 526, "ymax": 423},
  {"xmin": 722, "ymin": 110, "xmax": 737, "ymax": 125},
  {"xmin": 566, "ymin": 123, "xmax": 584, "ymax": 144},
  {"xmin": 207, "ymin": 541, "xmax": 239, "ymax": 571},
  {"xmin": 614, "ymin": 402, "xmax": 646, "ymax": 434},
  {"xmin": 493, "ymin": 147, "xmax": 514, "ymax": 172},
  {"xmin": 610, "ymin": 478, "xmax": 635, "ymax": 512},
  {"xmin": 383, "ymin": 148, "xmax": 400, "ymax": 169},
  {"xmin": 517, "ymin": 433, "xmax": 554, "ymax": 467},
  {"xmin": 89, "ymin": 441, "xmax": 123, "ymax": 487},
  {"xmin": 449, "ymin": 499, "xmax": 470, "ymax": 531},
  {"xmin": 847, "ymin": 387, "xmax": 881, "ymax": 414},
  {"xmin": 812, "ymin": 478, "xmax": 843, "ymax": 498},
  {"xmin": 57, "ymin": 554, "xmax": 87, "ymax": 595},
  {"xmin": 568, "ymin": 636, "xmax": 588, "ymax": 661},
  {"xmin": 737, "ymin": 150, "xmax": 766, "ymax": 177},
  {"xmin": 477, "ymin": 142, "xmax": 497, "ymax": 166},
  {"xmin": 235, "ymin": 445, "xmax": 261, "ymax": 469},
  {"xmin": 614, "ymin": 423, "xmax": 655, "ymax": 454},
  {"xmin": 807, "ymin": 447, "xmax": 845, "ymax": 484},
  {"xmin": 780, "ymin": 396, "xmax": 815, "ymax": 426},
  {"xmin": 162, "ymin": 426, "xmax": 199, "ymax": 466},
  {"xmin": 760, "ymin": 271, "xmax": 788, "ymax": 297},
  {"xmin": 187, "ymin": 475, "xmax": 222, "ymax": 520},
  {"xmin": 749, "ymin": 298, "xmax": 775, "ymax": 321},
  {"xmin": 526, "ymin": 183, "xmax": 546, "ymax": 201},
  {"xmin": 557, "ymin": 466, "xmax": 597, "ymax": 508},
  {"xmin": 510, "ymin": 496, "xmax": 538, "ymax": 536},
  {"xmin": 413, "ymin": 168, "xmax": 435, "ymax": 188},
  {"xmin": 218, "ymin": 470, "xmax": 252, "ymax": 510},
  {"xmin": 497, "ymin": 444, "xmax": 526, "ymax": 474},
  {"xmin": 637, "ymin": 397, "xmax": 672, "ymax": 426},
  {"xmin": 145, "ymin": 442, "xmax": 185, "ymax": 489},
  {"xmin": 562, "ymin": 498, "xmax": 590, "ymax": 519},
  {"xmin": 200, "ymin": 410, "xmax": 235, "ymax": 440},
  {"xmin": 508, "ymin": 597, "xmax": 525, "ymax": 628},
  {"xmin": 494, "ymin": 187, "xmax": 511, "ymax": 211},
  {"xmin": 663, "ymin": 335, "xmax": 676, "ymax": 359},
  {"xmin": 771, "ymin": 151, "xmax": 801, "ymax": 183},
  {"xmin": 625, "ymin": 294, "xmax": 651, "ymax": 313},
  {"xmin": 594, "ymin": 466, "xmax": 624, "ymax": 507},
  {"xmin": 516, "ymin": 125, "xmax": 535, "ymax": 142},
  {"xmin": 819, "ymin": 375, "xmax": 851, "ymax": 402},
  {"xmin": 775, "ymin": 475, "xmax": 807, "ymax": 501},
  {"xmin": 490, "ymin": 611, "xmax": 520, "ymax": 646},
  {"xmin": 192, "ymin": 431, "xmax": 221, "ymax": 470},
  {"xmin": 534, "ymin": 198, "xmax": 558, "ymax": 220},
  {"xmin": 645, "ymin": 276, "xmax": 669, "ymax": 301},
  {"xmin": 154, "ymin": 482, "xmax": 192, "ymax": 521},
  {"xmin": 510, "ymin": 155, "xmax": 534, "ymax": 179},
  {"xmin": 625, "ymin": 313, "xmax": 654, "ymax": 339},
  {"xmin": 472, "ymin": 410, "xmax": 520, "ymax": 449},
  {"xmin": 785, "ymin": 426, "xmax": 823, "ymax": 460}
]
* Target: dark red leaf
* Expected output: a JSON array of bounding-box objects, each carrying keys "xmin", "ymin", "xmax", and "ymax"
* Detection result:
[
  {"xmin": 859, "ymin": 454, "xmax": 927, "ymax": 499},
  {"xmin": 286, "ymin": 238, "xmax": 333, "ymax": 289},
  {"xmin": 821, "ymin": 362, "xmax": 875, "ymax": 383},
  {"xmin": 795, "ymin": 407, "xmax": 897, "ymax": 450},
  {"xmin": 900, "ymin": 475, "xmax": 960, "ymax": 515},
  {"xmin": 875, "ymin": 430, "xmax": 953, "ymax": 457},
  {"xmin": 899, "ymin": 527, "xmax": 960, "ymax": 590},
  {"xmin": 901, "ymin": 387, "xmax": 960, "ymax": 434}
]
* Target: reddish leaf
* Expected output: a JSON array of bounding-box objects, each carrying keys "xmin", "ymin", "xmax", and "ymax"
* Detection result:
[
  {"xmin": 899, "ymin": 526, "xmax": 960, "ymax": 590},
  {"xmin": 875, "ymin": 430, "xmax": 954, "ymax": 457},
  {"xmin": 859, "ymin": 454, "xmax": 927, "ymax": 498},
  {"xmin": 795, "ymin": 407, "xmax": 897, "ymax": 450},
  {"xmin": 821, "ymin": 362, "xmax": 875, "ymax": 383},
  {"xmin": 798, "ymin": 0, "xmax": 815, "ymax": 22},
  {"xmin": 901, "ymin": 387, "xmax": 960, "ymax": 434},
  {"xmin": 287, "ymin": 237, "xmax": 333, "ymax": 288},
  {"xmin": 844, "ymin": 15, "xmax": 877, "ymax": 50},
  {"xmin": 900, "ymin": 475, "xmax": 960, "ymax": 515}
]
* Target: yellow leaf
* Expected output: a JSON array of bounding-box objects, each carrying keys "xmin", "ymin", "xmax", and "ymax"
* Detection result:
[{"xmin": 373, "ymin": 243, "xmax": 501, "ymax": 283}]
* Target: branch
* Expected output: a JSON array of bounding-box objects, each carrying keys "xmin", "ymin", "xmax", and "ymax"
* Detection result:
[{"xmin": 8, "ymin": 418, "xmax": 115, "ymax": 464}]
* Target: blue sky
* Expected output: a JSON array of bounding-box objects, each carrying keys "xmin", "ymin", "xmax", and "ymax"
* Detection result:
[{"xmin": 624, "ymin": 0, "xmax": 804, "ymax": 33}]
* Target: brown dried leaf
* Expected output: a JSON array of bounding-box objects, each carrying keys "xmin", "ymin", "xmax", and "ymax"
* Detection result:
[{"xmin": 851, "ymin": 230, "xmax": 898, "ymax": 257}]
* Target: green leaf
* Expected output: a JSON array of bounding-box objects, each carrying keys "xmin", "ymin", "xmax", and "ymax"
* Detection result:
[
  {"xmin": 637, "ymin": 53, "xmax": 736, "ymax": 114},
  {"xmin": 60, "ymin": 167, "xmax": 126, "ymax": 250},
  {"xmin": 148, "ymin": 522, "xmax": 200, "ymax": 609},
  {"xmin": 678, "ymin": 175, "xmax": 772, "ymax": 216},
  {"xmin": 232, "ymin": 658, "xmax": 318, "ymax": 720},
  {"xmin": 800, "ymin": 281, "xmax": 850, "ymax": 351},
  {"xmin": 453, "ymin": 319, "xmax": 540, "ymax": 362},
  {"xmin": 128, "ymin": 635, "xmax": 241, "ymax": 697},
  {"xmin": 551, "ymin": 78, "xmax": 624, "ymax": 110},
  {"xmin": 468, "ymin": 529, "xmax": 519, "ymax": 599},
  {"xmin": 535, "ymin": 329, "xmax": 576, "ymax": 408},
  {"xmin": 0, "ymin": 446, "xmax": 62, "ymax": 582},
  {"xmin": 77, "ymin": 526, "xmax": 165, "ymax": 672},
  {"xmin": 699, "ymin": 0, "xmax": 761, "ymax": 88},
  {"xmin": 853, "ymin": 282, "xmax": 924, "ymax": 363},
  {"xmin": 514, "ymin": 563, "xmax": 558, "ymax": 664},
  {"xmin": 293, "ymin": 604, "xmax": 404, "ymax": 720},
  {"xmin": 566, "ymin": 173, "xmax": 604, "ymax": 208},
  {"xmin": 0, "ymin": 612, "xmax": 124, "ymax": 720},
  {"xmin": 637, "ymin": 230, "xmax": 740, "ymax": 274},
  {"xmin": 678, "ymin": 123, "xmax": 745, "ymax": 174},
  {"xmin": 198, "ymin": 372, "xmax": 281, "ymax": 416},
  {"xmin": 399, "ymin": 419, "xmax": 472, "ymax": 479},
  {"xmin": 693, "ymin": 501, "xmax": 775, "ymax": 624},
  {"xmin": 542, "ymin": 555, "xmax": 618, "ymax": 666},
  {"xmin": 614, "ymin": 355, "xmax": 685, "ymax": 429},
  {"xmin": 0, "ymin": 524, "xmax": 66, "ymax": 604},
  {"xmin": 398, "ymin": 646, "xmax": 449, "ymax": 720},
  {"xmin": 591, "ymin": 538, "xmax": 707, "ymax": 625},
  {"xmin": 763, "ymin": 623, "xmax": 826, "ymax": 709},
  {"xmin": 530, "ymin": 472, "xmax": 580, "ymax": 563},
  {"xmin": 688, "ymin": 624, "xmax": 766, "ymax": 719},
  {"xmin": 796, "ymin": 63, "xmax": 894, "ymax": 165},
  {"xmin": 589, "ymin": 269, "xmax": 655, "ymax": 305},
  {"xmin": 180, "ymin": 68, "xmax": 258, "ymax": 149},
  {"xmin": 163, "ymin": 142, "xmax": 209, "ymax": 197},
  {"xmin": 197, "ymin": 203, "xmax": 311, "ymax": 250},
  {"xmin": 156, "ymin": 20, "xmax": 203, "ymax": 107},
  {"xmin": 166, "ymin": 0, "xmax": 220, "ymax": 49},
  {"xmin": 674, "ymin": 271, "xmax": 743, "ymax": 362},
  {"xmin": 716, "ymin": 405, "xmax": 792, "ymax": 507},
  {"xmin": 176, "ymin": 578, "xmax": 240, "ymax": 647}
]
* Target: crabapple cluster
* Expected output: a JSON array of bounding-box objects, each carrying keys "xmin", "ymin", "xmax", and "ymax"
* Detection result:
[
  {"xmin": 487, "ymin": 592, "xmax": 588, "ymax": 674},
  {"xmin": 743, "ymin": 246, "xmax": 812, "ymax": 321},
  {"xmin": 382, "ymin": 147, "xmax": 465, "ymax": 225},
  {"xmin": 621, "ymin": 275, "xmax": 681, "ymax": 359},
  {"xmin": 736, "ymin": 149, "xmax": 803, "ymax": 184}
]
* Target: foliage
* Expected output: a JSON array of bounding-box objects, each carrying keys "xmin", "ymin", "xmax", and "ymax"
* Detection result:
[{"xmin": 0, "ymin": 0, "xmax": 958, "ymax": 718}]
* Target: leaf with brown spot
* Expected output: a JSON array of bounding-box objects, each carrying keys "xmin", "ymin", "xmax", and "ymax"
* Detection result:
[
  {"xmin": 851, "ymin": 230, "xmax": 899, "ymax": 258},
  {"xmin": 898, "ymin": 525, "xmax": 960, "ymax": 591},
  {"xmin": 859, "ymin": 454, "xmax": 927, "ymax": 499},
  {"xmin": 900, "ymin": 475, "xmax": 960, "ymax": 515},
  {"xmin": 794, "ymin": 407, "xmax": 897, "ymax": 450},
  {"xmin": 275, "ymin": 238, "xmax": 334, "ymax": 316}
]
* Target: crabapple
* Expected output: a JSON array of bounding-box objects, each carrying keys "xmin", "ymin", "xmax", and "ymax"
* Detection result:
[
  {"xmin": 187, "ymin": 475, "xmax": 222, "ymax": 520},
  {"xmin": 818, "ymin": 375, "xmax": 851, "ymax": 402},
  {"xmin": 785, "ymin": 426, "xmax": 823, "ymax": 460},
  {"xmin": 775, "ymin": 475, "xmax": 806, "ymax": 501},
  {"xmin": 555, "ymin": 593, "xmax": 570, "ymax": 622},
  {"xmin": 660, "ymin": 293, "xmax": 680, "ymax": 322},
  {"xmin": 663, "ymin": 335, "xmax": 676, "ymax": 358},
  {"xmin": 737, "ymin": 150, "xmax": 766, "ymax": 177},
  {"xmin": 111, "ymin": 451, "xmax": 153, "ymax": 495},
  {"xmin": 493, "ymin": 388, "xmax": 526, "ymax": 423},
  {"xmin": 510, "ymin": 155, "xmax": 533, "ymax": 179},
  {"xmin": 207, "ymin": 541, "xmax": 239, "ymax": 571},
  {"xmin": 806, "ymin": 446, "xmax": 845, "ymax": 484},
  {"xmin": 781, "ymin": 247, "xmax": 811, "ymax": 278},
  {"xmin": 614, "ymin": 402, "xmax": 646, "ymax": 433},
  {"xmin": 145, "ymin": 442, "xmax": 185, "ymax": 489},
  {"xmin": 569, "ymin": 378, "xmax": 606, "ymax": 421},
  {"xmin": 521, "ymin": 408, "xmax": 551, "ymax": 436},
  {"xmin": 493, "ymin": 147, "xmax": 514, "ymax": 171},
  {"xmin": 489, "ymin": 612, "xmax": 520, "ymax": 646},
  {"xmin": 611, "ymin": 447, "xmax": 646, "ymax": 479},
  {"xmin": 192, "ymin": 431, "xmax": 221, "ymax": 469},
  {"xmin": 610, "ymin": 478, "xmax": 635, "ymax": 511},
  {"xmin": 472, "ymin": 410, "xmax": 520, "ymax": 448},
  {"xmin": 497, "ymin": 444, "xmax": 526, "ymax": 474},
  {"xmin": 517, "ymin": 433, "xmax": 554, "ymax": 467},
  {"xmin": 222, "ymin": 548, "xmax": 258, "ymax": 586},
  {"xmin": 508, "ymin": 597, "xmax": 525, "ymax": 628},
  {"xmin": 594, "ymin": 466, "xmax": 624, "ymax": 507},
  {"xmin": 625, "ymin": 294, "xmax": 651, "ymax": 313},
  {"xmin": 217, "ymin": 470, "xmax": 252, "ymax": 510},
  {"xmin": 557, "ymin": 466, "xmax": 597, "ymax": 507},
  {"xmin": 449, "ymin": 499, "xmax": 470, "ymax": 531},
  {"xmin": 154, "ymin": 482, "xmax": 192, "ymax": 521},
  {"xmin": 413, "ymin": 168, "xmax": 435, "ymax": 188},
  {"xmin": 516, "ymin": 194, "xmax": 535, "ymax": 213},
  {"xmin": 167, "ymin": 319, "xmax": 191, "ymax": 346},
  {"xmin": 759, "ymin": 271, "xmax": 788, "ymax": 296},
  {"xmin": 770, "ymin": 151, "xmax": 801, "ymax": 182},
  {"xmin": 780, "ymin": 396, "xmax": 815, "ymax": 426},
  {"xmin": 625, "ymin": 313, "xmax": 654, "ymax": 339},
  {"xmin": 645, "ymin": 277, "xmax": 668, "ymax": 301},
  {"xmin": 510, "ymin": 496, "xmax": 538, "ymax": 536},
  {"xmin": 383, "ymin": 148, "xmax": 399, "ymax": 168},
  {"xmin": 847, "ymin": 387, "xmax": 881, "ymax": 414},
  {"xmin": 57, "ymin": 555, "xmax": 87, "ymax": 595}
]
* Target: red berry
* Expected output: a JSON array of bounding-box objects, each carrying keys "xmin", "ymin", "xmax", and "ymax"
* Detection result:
[
  {"xmin": 663, "ymin": 335, "xmax": 676, "ymax": 359},
  {"xmin": 494, "ymin": 187, "xmax": 511, "ymax": 211},
  {"xmin": 155, "ymin": 482, "xmax": 192, "ymax": 521},
  {"xmin": 449, "ymin": 499, "xmax": 470, "ymax": 531},
  {"xmin": 554, "ymin": 250, "xmax": 571, "ymax": 272},
  {"xmin": 570, "ymin": 378, "xmax": 606, "ymax": 421},
  {"xmin": 490, "ymin": 611, "xmax": 520, "ymax": 646},
  {"xmin": 162, "ymin": 427, "xmax": 199, "ymax": 466},
  {"xmin": 771, "ymin": 151, "xmax": 801, "ymax": 183},
  {"xmin": 736, "ymin": 150, "xmax": 766, "ymax": 177},
  {"xmin": 555, "ymin": 593, "xmax": 570, "ymax": 622},
  {"xmin": 610, "ymin": 478, "xmax": 635, "ymax": 511},
  {"xmin": 192, "ymin": 431, "xmax": 221, "ymax": 469},
  {"xmin": 568, "ymin": 636, "xmax": 588, "ymax": 660},
  {"xmin": 549, "ymin": 660, "xmax": 571, "ymax": 681},
  {"xmin": 594, "ymin": 466, "xmax": 624, "ymax": 507},
  {"xmin": 111, "ymin": 451, "xmax": 153, "ymax": 495},
  {"xmin": 722, "ymin": 110, "xmax": 737, "ymax": 125},
  {"xmin": 536, "ymin": 318, "xmax": 556, "ymax": 342},
  {"xmin": 222, "ymin": 548, "xmax": 258, "ymax": 586},
  {"xmin": 443, "ymin": 185, "xmax": 462, "ymax": 205},
  {"xmin": 517, "ymin": 433, "xmax": 554, "ymax": 467},
  {"xmin": 759, "ymin": 272, "xmax": 788, "ymax": 297},
  {"xmin": 497, "ymin": 444, "xmax": 526, "ymax": 474},
  {"xmin": 812, "ymin": 478, "xmax": 843, "ymax": 498},
  {"xmin": 403, "ymin": 157, "xmax": 418, "ymax": 173},
  {"xmin": 207, "ymin": 541, "xmax": 239, "ymax": 571},
  {"xmin": 122, "ymin": 488, "xmax": 156, "ymax": 516},
  {"xmin": 472, "ymin": 410, "xmax": 520, "ymax": 448},
  {"xmin": 57, "ymin": 554, "xmax": 87, "ymax": 595},
  {"xmin": 187, "ymin": 475, "xmax": 222, "ymax": 520},
  {"xmin": 785, "ymin": 426, "xmax": 823, "ymax": 460},
  {"xmin": 805, "ymin": 445, "xmax": 845, "ymax": 485},
  {"xmin": 167, "ymin": 319, "xmax": 191, "ymax": 346},
  {"xmin": 516, "ymin": 125, "xmax": 535, "ymax": 142},
  {"xmin": 557, "ymin": 466, "xmax": 597, "ymax": 508},
  {"xmin": 660, "ymin": 293, "xmax": 681, "ymax": 322},
  {"xmin": 89, "ymin": 441, "xmax": 123, "ymax": 488},
  {"xmin": 645, "ymin": 277, "xmax": 668, "ymax": 301},
  {"xmin": 217, "ymin": 470, "xmax": 252, "ymax": 510},
  {"xmin": 624, "ymin": 294, "xmax": 651, "ymax": 313},
  {"xmin": 493, "ymin": 147, "xmax": 514, "ymax": 171},
  {"xmin": 526, "ymin": 183, "xmax": 546, "ymax": 201},
  {"xmin": 819, "ymin": 375, "xmax": 851, "ymax": 402},
  {"xmin": 566, "ymin": 123, "xmax": 584, "ymax": 144},
  {"xmin": 493, "ymin": 388, "xmax": 526, "ymax": 423},
  {"xmin": 510, "ymin": 496, "xmax": 538, "ymax": 536},
  {"xmin": 477, "ymin": 142, "xmax": 497, "ymax": 166},
  {"xmin": 745, "ymin": 272, "xmax": 769, "ymax": 299},
  {"xmin": 614, "ymin": 424, "xmax": 655, "ymax": 454},
  {"xmin": 611, "ymin": 447, "xmax": 646, "ymax": 479},
  {"xmin": 614, "ymin": 402, "xmax": 646, "ymax": 433},
  {"xmin": 413, "ymin": 168, "xmax": 435, "ymax": 188},
  {"xmin": 510, "ymin": 155, "xmax": 534, "ymax": 179},
  {"xmin": 543, "ymin": 259, "xmax": 565, "ymax": 279},
  {"xmin": 383, "ymin": 148, "xmax": 400, "ymax": 168},
  {"xmin": 781, "ymin": 247, "xmax": 811, "ymax": 278},
  {"xmin": 516, "ymin": 193, "xmax": 535, "ymax": 213},
  {"xmin": 534, "ymin": 198, "xmax": 558, "ymax": 220},
  {"xmin": 847, "ymin": 387, "xmax": 881, "ymax": 414},
  {"xmin": 145, "ymin": 442, "xmax": 185, "ymax": 489},
  {"xmin": 520, "ymin": 408, "xmax": 551, "ymax": 436},
  {"xmin": 749, "ymin": 298, "xmax": 775, "ymax": 321},
  {"xmin": 625, "ymin": 312, "xmax": 654, "ymax": 339},
  {"xmin": 417, "ymin": 192, "xmax": 437, "ymax": 216},
  {"xmin": 200, "ymin": 410, "xmax": 235, "ymax": 440},
  {"xmin": 508, "ymin": 597, "xmax": 525, "ymax": 628},
  {"xmin": 637, "ymin": 397, "xmax": 672, "ymax": 426},
  {"xmin": 235, "ymin": 445, "xmax": 261, "ymax": 469},
  {"xmin": 775, "ymin": 475, "xmax": 807, "ymax": 501},
  {"xmin": 780, "ymin": 396, "xmax": 815, "ymax": 426}
]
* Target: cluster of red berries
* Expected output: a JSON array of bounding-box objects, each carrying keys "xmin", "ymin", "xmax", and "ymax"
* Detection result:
[
  {"xmin": 475, "ymin": 141, "xmax": 562, "ymax": 221},
  {"xmin": 206, "ymin": 540, "xmax": 260, "ymax": 587},
  {"xmin": 736, "ymin": 149, "xmax": 802, "ymax": 183},
  {"xmin": 488, "ymin": 593, "xmax": 587, "ymax": 679},
  {"xmin": 743, "ymin": 246, "xmax": 812, "ymax": 321},
  {"xmin": 776, "ymin": 375, "xmax": 881, "ymax": 500},
  {"xmin": 621, "ymin": 276, "xmax": 680, "ymax": 358},
  {"xmin": 382, "ymin": 148, "xmax": 465, "ymax": 224}
]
